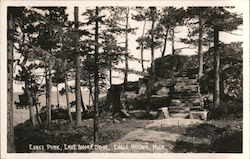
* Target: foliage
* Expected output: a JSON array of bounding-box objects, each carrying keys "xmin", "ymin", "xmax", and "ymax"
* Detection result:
[
  {"xmin": 200, "ymin": 42, "xmax": 243, "ymax": 101},
  {"xmin": 174, "ymin": 118, "xmax": 242, "ymax": 153},
  {"xmin": 154, "ymin": 55, "xmax": 198, "ymax": 78}
]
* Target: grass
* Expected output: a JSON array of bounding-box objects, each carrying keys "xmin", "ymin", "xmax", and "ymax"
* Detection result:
[
  {"xmin": 173, "ymin": 117, "xmax": 242, "ymax": 153},
  {"xmin": 14, "ymin": 117, "xmax": 152, "ymax": 153}
]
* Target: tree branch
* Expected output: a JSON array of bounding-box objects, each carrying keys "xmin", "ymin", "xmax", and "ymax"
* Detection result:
[{"xmin": 175, "ymin": 46, "xmax": 196, "ymax": 50}]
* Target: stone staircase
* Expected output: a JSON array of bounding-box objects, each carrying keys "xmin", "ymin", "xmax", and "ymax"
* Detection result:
[{"xmin": 168, "ymin": 72, "xmax": 205, "ymax": 119}]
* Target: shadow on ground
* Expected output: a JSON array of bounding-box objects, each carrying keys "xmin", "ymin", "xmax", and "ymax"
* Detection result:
[
  {"xmin": 14, "ymin": 117, "xmax": 153, "ymax": 153},
  {"xmin": 173, "ymin": 119, "xmax": 243, "ymax": 153}
]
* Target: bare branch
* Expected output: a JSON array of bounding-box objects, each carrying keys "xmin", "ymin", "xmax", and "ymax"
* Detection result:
[{"xmin": 175, "ymin": 46, "xmax": 196, "ymax": 50}]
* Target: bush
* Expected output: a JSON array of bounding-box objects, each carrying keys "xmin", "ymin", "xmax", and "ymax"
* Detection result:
[
  {"xmin": 212, "ymin": 130, "xmax": 242, "ymax": 153},
  {"xmin": 208, "ymin": 99, "xmax": 243, "ymax": 119}
]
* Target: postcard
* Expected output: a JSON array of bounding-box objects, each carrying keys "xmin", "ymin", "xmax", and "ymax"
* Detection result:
[{"xmin": 1, "ymin": 0, "xmax": 249, "ymax": 159}]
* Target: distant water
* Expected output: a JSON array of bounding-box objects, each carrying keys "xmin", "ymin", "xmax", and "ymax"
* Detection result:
[
  {"xmin": 13, "ymin": 90, "xmax": 93, "ymax": 126},
  {"xmin": 13, "ymin": 90, "xmax": 93, "ymax": 108}
]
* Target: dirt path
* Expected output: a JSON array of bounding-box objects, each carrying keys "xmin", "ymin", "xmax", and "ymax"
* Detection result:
[{"xmin": 95, "ymin": 118, "xmax": 202, "ymax": 153}]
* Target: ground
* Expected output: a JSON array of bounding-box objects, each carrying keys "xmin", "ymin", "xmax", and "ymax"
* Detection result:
[
  {"xmin": 14, "ymin": 115, "xmax": 242, "ymax": 153},
  {"xmin": 94, "ymin": 118, "xmax": 202, "ymax": 153}
]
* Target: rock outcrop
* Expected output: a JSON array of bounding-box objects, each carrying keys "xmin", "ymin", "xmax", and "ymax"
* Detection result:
[
  {"xmin": 168, "ymin": 69, "xmax": 206, "ymax": 119},
  {"xmin": 106, "ymin": 55, "xmax": 207, "ymax": 120}
]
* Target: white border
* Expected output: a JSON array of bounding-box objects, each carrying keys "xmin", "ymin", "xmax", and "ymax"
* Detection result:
[{"xmin": 0, "ymin": 1, "xmax": 249, "ymax": 159}]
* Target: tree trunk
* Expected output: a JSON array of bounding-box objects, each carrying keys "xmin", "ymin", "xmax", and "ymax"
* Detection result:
[
  {"xmin": 141, "ymin": 20, "xmax": 147, "ymax": 72},
  {"xmin": 146, "ymin": 78, "xmax": 153, "ymax": 116},
  {"xmin": 35, "ymin": 103, "xmax": 42, "ymax": 124},
  {"xmin": 46, "ymin": 54, "xmax": 52, "ymax": 127},
  {"xmin": 74, "ymin": 7, "xmax": 82, "ymax": 126},
  {"xmin": 88, "ymin": 72, "xmax": 94, "ymax": 105},
  {"xmin": 56, "ymin": 84, "xmax": 60, "ymax": 108},
  {"xmin": 171, "ymin": 28, "xmax": 175, "ymax": 55},
  {"xmin": 146, "ymin": 8, "xmax": 155, "ymax": 116},
  {"xmin": 198, "ymin": 15, "xmax": 204, "ymax": 80},
  {"xmin": 109, "ymin": 56, "xmax": 112, "ymax": 86},
  {"xmin": 89, "ymin": 89, "xmax": 91, "ymax": 106},
  {"xmin": 93, "ymin": 6, "xmax": 100, "ymax": 143},
  {"xmin": 64, "ymin": 61, "xmax": 72, "ymax": 123},
  {"xmin": 150, "ymin": 15, "xmax": 155, "ymax": 75},
  {"xmin": 75, "ymin": 54, "xmax": 82, "ymax": 125},
  {"xmin": 7, "ymin": 10, "xmax": 15, "ymax": 152},
  {"xmin": 161, "ymin": 27, "xmax": 169, "ymax": 57},
  {"xmin": 213, "ymin": 28, "xmax": 220, "ymax": 108},
  {"xmin": 124, "ymin": 7, "xmax": 129, "ymax": 89},
  {"xmin": 80, "ymin": 88, "xmax": 87, "ymax": 111},
  {"xmin": 27, "ymin": 90, "xmax": 39, "ymax": 127}
]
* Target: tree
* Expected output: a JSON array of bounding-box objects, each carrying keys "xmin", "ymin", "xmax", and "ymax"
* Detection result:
[
  {"xmin": 149, "ymin": 7, "xmax": 156, "ymax": 75},
  {"xmin": 93, "ymin": 6, "xmax": 100, "ymax": 143},
  {"xmin": 157, "ymin": 7, "xmax": 186, "ymax": 56},
  {"xmin": 74, "ymin": 6, "xmax": 82, "ymax": 126},
  {"xmin": 107, "ymin": 7, "xmax": 137, "ymax": 89},
  {"xmin": 133, "ymin": 7, "xmax": 159, "ymax": 116},
  {"xmin": 7, "ymin": 7, "xmax": 15, "ymax": 153},
  {"xmin": 102, "ymin": 32, "xmax": 123, "ymax": 86},
  {"xmin": 58, "ymin": 12, "xmax": 90, "ymax": 124},
  {"xmin": 52, "ymin": 59, "xmax": 66, "ymax": 108},
  {"xmin": 204, "ymin": 7, "xmax": 242, "ymax": 108},
  {"xmin": 34, "ymin": 7, "xmax": 68, "ymax": 127},
  {"xmin": 132, "ymin": 7, "xmax": 148, "ymax": 72},
  {"xmin": 81, "ymin": 6, "xmax": 127, "ymax": 142},
  {"xmin": 12, "ymin": 7, "xmax": 47, "ymax": 128},
  {"xmin": 201, "ymin": 42, "xmax": 243, "ymax": 102},
  {"xmin": 183, "ymin": 7, "xmax": 213, "ymax": 80},
  {"xmin": 132, "ymin": 7, "xmax": 159, "ymax": 116},
  {"xmin": 64, "ymin": 60, "xmax": 73, "ymax": 123},
  {"xmin": 123, "ymin": 7, "xmax": 130, "ymax": 89}
]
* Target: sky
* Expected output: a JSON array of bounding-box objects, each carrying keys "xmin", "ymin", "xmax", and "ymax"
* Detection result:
[
  {"xmin": 65, "ymin": 6, "xmax": 243, "ymax": 82},
  {"xmin": 13, "ymin": 6, "xmax": 243, "ymax": 93}
]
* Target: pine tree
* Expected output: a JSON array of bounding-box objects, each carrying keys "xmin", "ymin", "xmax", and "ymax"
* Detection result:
[
  {"xmin": 12, "ymin": 7, "xmax": 46, "ymax": 128},
  {"xmin": 93, "ymin": 6, "xmax": 100, "ymax": 143},
  {"xmin": 7, "ymin": 7, "xmax": 15, "ymax": 153},
  {"xmin": 33, "ymin": 7, "xmax": 68, "ymax": 127},
  {"xmin": 204, "ymin": 7, "xmax": 242, "ymax": 108},
  {"xmin": 132, "ymin": 7, "xmax": 148, "ymax": 72},
  {"xmin": 74, "ymin": 6, "xmax": 82, "ymax": 126}
]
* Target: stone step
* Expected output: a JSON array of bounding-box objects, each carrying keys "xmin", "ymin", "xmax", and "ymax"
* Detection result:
[
  {"xmin": 174, "ymin": 85, "xmax": 199, "ymax": 92},
  {"xmin": 172, "ymin": 95, "xmax": 201, "ymax": 98},
  {"xmin": 172, "ymin": 92, "xmax": 199, "ymax": 98},
  {"xmin": 174, "ymin": 77, "xmax": 189, "ymax": 81},
  {"xmin": 169, "ymin": 103, "xmax": 187, "ymax": 107},
  {"xmin": 169, "ymin": 109, "xmax": 189, "ymax": 114},
  {"xmin": 190, "ymin": 106, "xmax": 203, "ymax": 111},
  {"xmin": 171, "ymin": 96, "xmax": 199, "ymax": 100},
  {"xmin": 170, "ymin": 113, "xmax": 189, "ymax": 119},
  {"xmin": 174, "ymin": 83, "xmax": 199, "ymax": 87},
  {"xmin": 171, "ymin": 99, "xmax": 182, "ymax": 104},
  {"xmin": 189, "ymin": 110, "xmax": 208, "ymax": 120},
  {"xmin": 187, "ymin": 74, "xmax": 197, "ymax": 79},
  {"xmin": 171, "ymin": 97, "xmax": 202, "ymax": 103},
  {"xmin": 170, "ymin": 102, "xmax": 202, "ymax": 108},
  {"xmin": 173, "ymin": 90, "xmax": 198, "ymax": 94},
  {"xmin": 177, "ymin": 73, "xmax": 187, "ymax": 77},
  {"xmin": 168, "ymin": 106, "xmax": 190, "ymax": 112},
  {"xmin": 193, "ymin": 102, "xmax": 202, "ymax": 106},
  {"xmin": 153, "ymin": 78, "xmax": 174, "ymax": 84},
  {"xmin": 151, "ymin": 94, "xmax": 170, "ymax": 98},
  {"xmin": 169, "ymin": 106, "xmax": 189, "ymax": 110},
  {"xmin": 155, "ymin": 87, "xmax": 170, "ymax": 95},
  {"xmin": 175, "ymin": 79, "xmax": 197, "ymax": 84}
]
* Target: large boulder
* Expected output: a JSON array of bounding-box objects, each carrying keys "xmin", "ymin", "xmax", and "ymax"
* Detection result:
[{"xmin": 154, "ymin": 55, "xmax": 198, "ymax": 79}]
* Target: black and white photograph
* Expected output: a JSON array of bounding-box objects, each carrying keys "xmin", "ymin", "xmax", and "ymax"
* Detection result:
[{"xmin": 1, "ymin": 0, "xmax": 249, "ymax": 159}]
